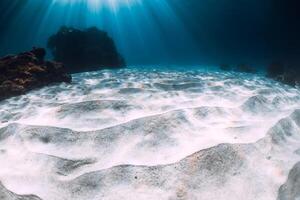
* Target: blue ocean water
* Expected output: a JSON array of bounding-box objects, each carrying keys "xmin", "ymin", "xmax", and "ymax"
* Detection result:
[{"xmin": 1, "ymin": 0, "xmax": 300, "ymax": 66}]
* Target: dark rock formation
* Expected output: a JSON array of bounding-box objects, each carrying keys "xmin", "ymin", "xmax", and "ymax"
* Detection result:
[
  {"xmin": 47, "ymin": 26, "xmax": 125, "ymax": 73},
  {"xmin": 0, "ymin": 48, "xmax": 71, "ymax": 101},
  {"xmin": 266, "ymin": 63, "xmax": 300, "ymax": 87},
  {"xmin": 267, "ymin": 62, "xmax": 285, "ymax": 79}
]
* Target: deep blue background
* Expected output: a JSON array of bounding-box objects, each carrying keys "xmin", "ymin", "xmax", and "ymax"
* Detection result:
[{"xmin": 0, "ymin": 0, "xmax": 299, "ymax": 66}]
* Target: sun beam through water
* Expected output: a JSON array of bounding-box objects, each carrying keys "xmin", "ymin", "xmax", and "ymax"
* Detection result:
[{"xmin": 53, "ymin": 0, "xmax": 140, "ymax": 11}]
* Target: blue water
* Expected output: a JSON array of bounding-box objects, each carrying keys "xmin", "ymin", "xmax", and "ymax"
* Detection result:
[{"xmin": 1, "ymin": 0, "xmax": 300, "ymax": 66}]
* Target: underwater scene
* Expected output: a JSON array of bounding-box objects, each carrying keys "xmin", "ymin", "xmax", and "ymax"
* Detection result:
[{"xmin": 0, "ymin": 0, "xmax": 300, "ymax": 200}]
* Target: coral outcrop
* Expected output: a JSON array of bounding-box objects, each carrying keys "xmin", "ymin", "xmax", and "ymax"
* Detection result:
[
  {"xmin": 47, "ymin": 26, "xmax": 125, "ymax": 73},
  {"xmin": 0, "ymin": 48, "xmax": 71, "ymax": 101}
]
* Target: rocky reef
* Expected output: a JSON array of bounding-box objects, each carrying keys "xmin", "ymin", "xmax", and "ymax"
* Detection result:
[
  {"xmin": 0, "ymin": 48, "xmax": 71, "ymax": 101},
  {"xmin": 219, "ymin": 62, "xmax": 300, "ymax": 87},
  {"xmin": 47, "ymin": 26, "xmax": 125, "ymax": 73},
  {"xmin": 266, "ymin": 63, "xmax": 300, "ymax": 87}
]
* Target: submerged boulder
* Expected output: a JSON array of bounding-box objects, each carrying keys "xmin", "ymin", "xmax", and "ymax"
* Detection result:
[
  {"xmin": 266, "ymin": 63, "xmax": 300, "ymax": 87},
  {"xmin": 266, "ymin": 62, "xmax": 285, "ymax": 79},
  {"xmin": 0, "ymin": 48, "xmax": 71, "ymax": 101},
  {"xmin": 47, "ymin": 26, "xmax": 125, "ymax": 73}
]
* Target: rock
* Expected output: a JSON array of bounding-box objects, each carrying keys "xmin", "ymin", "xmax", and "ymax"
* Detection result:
[
  {"xmin": 47, "ymin": 26, "xmax": 125, "ymax": 73},
  {"xmin": 266, "ymin": 63, "xmax": 300, "ymax": 87},
  {"xmin": 266, "ymin": 62, "xmax": 285, "ymax": 79},
  {"xmin": 0, "ymin": 48, "xmax": 71, "ymax": 101}
]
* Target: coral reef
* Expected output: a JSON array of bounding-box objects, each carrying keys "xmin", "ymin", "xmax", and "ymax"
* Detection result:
[
  {"xmin": 0, "ymin": 48, "xmax": 71, "ymax": 101},
  {"xmin": 48, "ymin": 26, "xmax": 125, "ymax": 73}
]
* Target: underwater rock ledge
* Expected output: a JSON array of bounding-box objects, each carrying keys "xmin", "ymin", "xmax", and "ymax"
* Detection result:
[{"xmin": 0, "ymin": 48, "xmax": 71, "ymax": 101}]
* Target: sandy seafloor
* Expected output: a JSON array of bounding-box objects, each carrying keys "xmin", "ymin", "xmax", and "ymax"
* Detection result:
[{"xmin": 0, "ymin": 67, "xmax": 300, "ymax": 200}]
